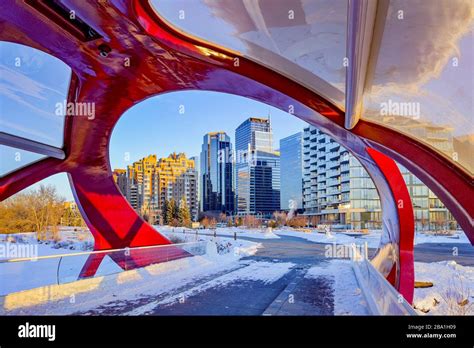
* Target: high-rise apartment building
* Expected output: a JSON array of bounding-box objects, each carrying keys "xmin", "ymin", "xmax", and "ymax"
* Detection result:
[
  {"xmin": 302, "ymin": 126, "xmax": 381, "ymax": 228},
  {"xmin": 235, "ymin": 117, "xmax": 280, "ymax": 217},
  {"xmin": 190, "ymin": 155, "xmax": 201, "ymax": 214},
  {"xmin": 200, "ymin": 132, "xmax": 235, "ymax": 214},
  {"xmin": 125, "ymin": 154, "xmax": 159, "ymax": 219},
  {"xmin": 116, "ymin": 153, "xmax": 198, "ymax": 223},
  {"xmin": 302, "ymin": 125, "xmax": 456, "ymax": 230},
  {"xmin": 398, "ymin": 164, "xmax": 456, "ymax": 230},
  {"xmin": 172, "ymin": 168, "xmax": 199, "ymax": 220},
  {"xmin": 155, "ymin": 153, "xmax": 198, "ymax": 220},
  {"xmin": 279, "ymin": 132, "xmax": 303, "ymax": 211}
]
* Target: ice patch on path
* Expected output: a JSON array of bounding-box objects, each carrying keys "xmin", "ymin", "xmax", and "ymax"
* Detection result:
[
  {"xmin": 413, "ymin": 260, "xmax": 474, "ymax": 315},
  {"xmin": 306, "ymin": 260, "xmax": 369, "ymax": 315}
]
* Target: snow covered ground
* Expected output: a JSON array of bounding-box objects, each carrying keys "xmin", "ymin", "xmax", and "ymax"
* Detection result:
[
  {"xmin": 414, "ymin": 231, "xmax": 470, "ymax": 245},
  {"xmin": 2, "ymin": 254, "xmax": 253, "ymax": 315},
  {"xmin": 1, "ymin": 226, "xmax": 472, "ymax": 316},
  {"xmin": 413, "ymin": 261, "xmax": 474, "ymax": 315},
  {"xmin": 0, "ymin": 227, "xmax": 261, "ymax": 296},
  {"xmin": 157, "ymin": 225, "xmax": 280, "ymax": 240},
  {"xmin": 273, "ymin": 228, "xmax": 470, "ymax": 248},
  {"xmin": 306, "ymin": 260, "xmax": 369, "ymax": 315}
]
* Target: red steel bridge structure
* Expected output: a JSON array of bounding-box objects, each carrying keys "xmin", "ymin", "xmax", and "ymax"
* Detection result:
[{"xmin": 0, "ymin": 0, "xmax": 472, "ymax": 304}]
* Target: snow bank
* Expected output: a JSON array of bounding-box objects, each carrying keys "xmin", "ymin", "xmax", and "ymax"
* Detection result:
[
  {"xmin": 415, "ymin": 231, "xmax": 470, "ymax": 245},
  {"xmin": 274, "ymin": 228, "xmax": 471, "ymax": 247},
  {"xmin": 413, "ymin": 260, "xmax": 474, "ymax": 315},
  {"xmin": 159, "ymin": 228, "xmax": 262, "ymax": 259}
]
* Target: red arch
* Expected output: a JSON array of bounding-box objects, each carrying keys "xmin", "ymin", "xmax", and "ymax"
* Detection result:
[{"xmin": 0, "ymin": 0, "xmax": 472, "ymax": 299}]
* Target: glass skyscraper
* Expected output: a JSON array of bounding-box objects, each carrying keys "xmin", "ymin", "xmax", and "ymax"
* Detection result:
[
  {"xmin": 279, "ymin": 132, "xmax": 304, "ymax": 211},
  {"xmin": 200, "ymin": 132, "xmax": 235, "ymax": 214},
  {"xmin": 235, "ymin": 117, "xmax": 280, "ymax": 217}
]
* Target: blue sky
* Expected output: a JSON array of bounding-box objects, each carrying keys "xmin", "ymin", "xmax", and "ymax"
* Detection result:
[
  {"xmin": 0, "ymin": 41, "xmax": 308, "ymax": 201},
  {"xmin": 109, "ymin": 91, "xmax": 307, "ymax": 169},
  {"xmin": 30, "ymin": 91, "xmax": 308, "ymax": 201}
]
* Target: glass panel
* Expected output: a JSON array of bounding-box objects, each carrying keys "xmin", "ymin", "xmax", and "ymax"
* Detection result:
[
  {"xmin": 151, "ymin": 0, "xmax": 473, "ymax": 174},
  {"xmin": 0, "ymin": 242, "xmax": 206, "ymax": 296},
  {"xmin": 360, "ymin": 1, "xmax": 473, "ymax": 174},
  {"xmin": 0, "ymin": 41, "xmax": 72, "ymax": 147},
  {"xmin": 0, "ymin": 145, "xmax": 46, "ymax": 177},
  {"xmin": 151, "ymin": 0, "xmax": 347, "ymax": 108}
]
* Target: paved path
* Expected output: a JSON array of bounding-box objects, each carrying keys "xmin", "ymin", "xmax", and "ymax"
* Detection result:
[
  {"xmin": 77, "ymin": 235, "xmax": 335, "ymax": 315},
  {"xmin": 75, "ymin": 233, "xmax": 472, "ymax": 315},
  {"xmin": 169, "ymin": 229, "xmax": 474, "ymax": 265},
  {"xmin": 145, "ymin": 235, "xmax": 335, "ymax": 315}
]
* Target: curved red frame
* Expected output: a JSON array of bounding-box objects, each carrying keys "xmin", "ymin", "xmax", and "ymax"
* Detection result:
[{"xmin": 0, "ymin": 0, "xmax": 472, "ymax": 301}]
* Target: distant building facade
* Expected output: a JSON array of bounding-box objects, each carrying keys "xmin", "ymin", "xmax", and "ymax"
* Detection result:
[
  {"xmin": 190, "ymin": 155, "xmax": 201, "ymax": 214},
  {"xmin": 112, "ymin": 168, "xmax": 127, "ymax": 196},
  {"xmin": 279, "ymin": 132, "xmax": 303, "ymax": 212},
  {"xmin": 235, "ymin": 117, "xmax": 280, "ymax": 217},
  {"xmin": 114, "ymin": 153, "xmax": 198, "ymax": 223},
  {"xmin": 200, "ymin": 132, "xmax": 235, "ymax": 215}
]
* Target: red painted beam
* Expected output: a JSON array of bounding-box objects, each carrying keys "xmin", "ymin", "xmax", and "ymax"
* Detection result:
[{"xmin": 367, "ymin": 148, "xmax": 415, "ymax": 303}]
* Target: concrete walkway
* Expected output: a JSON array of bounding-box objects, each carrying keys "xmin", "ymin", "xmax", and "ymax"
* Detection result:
[
  {"xmin": 145, "ymin": 235, "xmax": 335, "ymax": 315},
  {"xmin": 77, "ymin": 235, "xmax": 336, "ymax": 315},
  {"xmin": 74, "ymin": 233, "xmax": 472, "ymax": 316}
]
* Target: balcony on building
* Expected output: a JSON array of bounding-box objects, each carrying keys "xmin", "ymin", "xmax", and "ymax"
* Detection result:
[
  {"xmin": 328, "ymin": 160, "xmax": 339, "ymax": 169},
  {"xmin": 327, "ymin": 169, "xmax": 340, "ymax": 178},
  {"xmin": 327, "ymin": 178, "xmax": 340, "ymax": 187}
]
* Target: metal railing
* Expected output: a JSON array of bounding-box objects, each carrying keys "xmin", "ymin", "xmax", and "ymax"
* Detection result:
[
  {"xmin": 166, "ymin": 227, "xmax": 239, "ymax": 241},
  {"xmin": 350, "ymin": 245, "xmax": 417, "ymax": 315}
]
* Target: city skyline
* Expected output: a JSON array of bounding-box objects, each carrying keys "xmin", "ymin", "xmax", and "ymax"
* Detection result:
[{"xmin": 112, "ymin": 117, "xmax": 284, "ymax": 221}]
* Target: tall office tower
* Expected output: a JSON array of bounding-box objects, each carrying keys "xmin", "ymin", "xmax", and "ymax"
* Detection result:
[
  {"xmin": 302, "ymin": 125, "xmax": 456, "ymax": 230},
  {"xmin": 279, "ymin": 132, "xmax": 304, "ymax": 212},
  {"xmin": 200, "ymin": 132, "xmax": 235, "ymax": 214},
  {"xmin": 236, "ymin": 150, "xmax": 280, "ymax": 217},
  {"xmin": 235, "ymin": 117, "xmax": 273, "ymax": 155},
  {"xmin": 235, "ymin": 117, "xmax": 280, "ymax": 217}
]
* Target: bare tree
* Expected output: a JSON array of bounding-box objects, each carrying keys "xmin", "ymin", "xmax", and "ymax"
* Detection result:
[
  {"xmin": 27, "ymin": 185, "xmax": 64, "ymax": 241},
  {"xmin": 243, "ymin": 215, "xmax": 261, "ymax": 228},
  {"xmin": 218, "ymin": 212, "xmax": 227, "ymax": 223},
  {"xmin": 272, "ymin": 211, "xmax": 287, "ymax": 227},
  {"xmin": 287, "ymin": 216, "xmax": 308, "ymax": 228}
]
